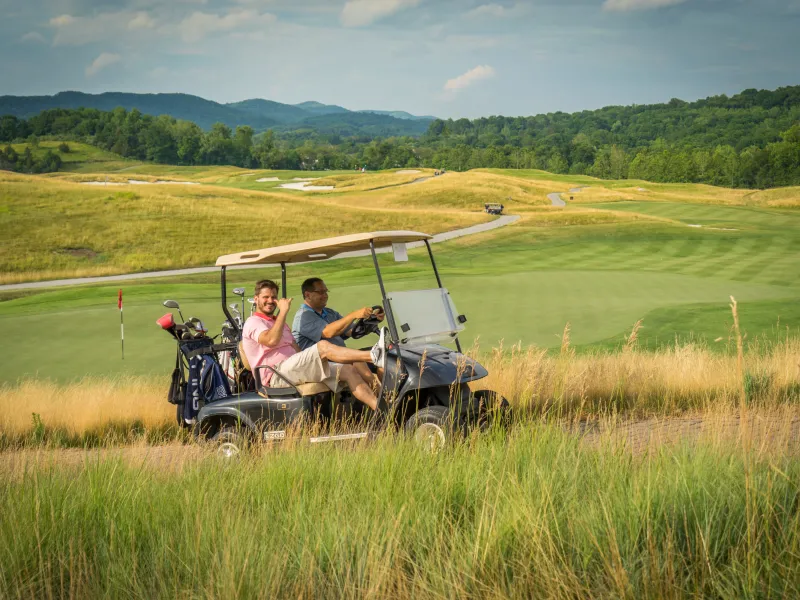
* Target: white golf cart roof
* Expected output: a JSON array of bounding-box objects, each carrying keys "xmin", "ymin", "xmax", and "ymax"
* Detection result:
[{"xmin": 215, "ymin": 230, "xmax": 432, "ymax": 266}]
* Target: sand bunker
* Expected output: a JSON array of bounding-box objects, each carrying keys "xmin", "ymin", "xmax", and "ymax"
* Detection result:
[
  {"xmin": 292, "ymin": 177, "xmax": 319, "ymax": 181},
  {"xmin": 256, "ymin": 177, "xmax": 280, "ymax": 182},
  {"xmin": 81, "ymin": 179, "xmax": 198, "ymax": 186},
  {"xmin": 279, "ymin": 181, "xmax": 334, "ymax": 192},
  {"xmin": 396, "ymin": 169, "xmax": 422, "ymax": 174},
  {"xmin": 687, "ymin": 224, "xmax": 739, "ymax": 231}
]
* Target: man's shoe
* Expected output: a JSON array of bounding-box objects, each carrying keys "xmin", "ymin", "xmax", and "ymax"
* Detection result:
[{"xmin": 370, "ymin": 328, "xmax": 387, "ymax": 369}]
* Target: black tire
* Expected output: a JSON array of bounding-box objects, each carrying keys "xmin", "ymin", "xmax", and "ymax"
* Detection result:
[
  {"xmin": 463, "ymin": 390, "xmax": 512, "ymax": 433},
  {"xmin": 403, "ymin": 406, "xmax": 453, "ymax": 452},
  {"xmin": 210, "ymin": 425, "xmax": 247, "ymax": 459}
]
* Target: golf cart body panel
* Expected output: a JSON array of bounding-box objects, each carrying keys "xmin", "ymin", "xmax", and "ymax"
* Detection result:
[{"xmin": 391, "ymin": 345, "xmax": 488, "ymax": 392}]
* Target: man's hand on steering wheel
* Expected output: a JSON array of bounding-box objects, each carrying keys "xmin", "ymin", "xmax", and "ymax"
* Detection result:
[{"xmin": 349, "ymin": 305, "xmax": 385, "ymax": 339}]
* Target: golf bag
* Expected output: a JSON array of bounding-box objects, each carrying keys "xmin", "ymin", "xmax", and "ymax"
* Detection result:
[{"xmin": 172, "ymin": 338, "xmax": 232, "ymax": 424}]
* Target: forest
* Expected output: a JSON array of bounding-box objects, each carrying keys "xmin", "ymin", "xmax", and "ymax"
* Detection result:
[{"xmin": 1, "ymin": 85, "xmax": 799, "ymax": 188}]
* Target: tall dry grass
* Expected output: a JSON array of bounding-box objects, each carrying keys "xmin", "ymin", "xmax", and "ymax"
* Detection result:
[
  {"xmin": 0, "ymin": 376, "xmax": 173, "ymax": 447},
  {"xmin": 474, "ymin": 335, "xmax": 800, "ymax": 418},
  {"xmin": 1, "ymin": 337, "xmax": 798, "ymax": 446}
]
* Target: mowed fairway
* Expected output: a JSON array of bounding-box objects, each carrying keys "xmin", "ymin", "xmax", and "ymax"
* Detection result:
[{"xmin": 1, "ymin": 163, "xmax": 800, "ymax": 383}]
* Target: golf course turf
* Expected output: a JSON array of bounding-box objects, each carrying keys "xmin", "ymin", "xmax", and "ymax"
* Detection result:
[{"xmin": 1, "ymin": 165, "xmax": 799, "ymax": 384}]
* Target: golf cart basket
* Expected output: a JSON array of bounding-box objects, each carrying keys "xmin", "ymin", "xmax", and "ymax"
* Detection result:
[{"xmin": 484, "ymin": 203, "xmax": 504, "ymax": 215}]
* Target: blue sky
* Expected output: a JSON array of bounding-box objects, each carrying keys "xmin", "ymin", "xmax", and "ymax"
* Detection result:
[{"xmin": 2, "ymin": 0, "xmax": 799, "ymax": 118}]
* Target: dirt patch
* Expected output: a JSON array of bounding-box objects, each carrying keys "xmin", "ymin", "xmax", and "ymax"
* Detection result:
[
  {"xmin": 396, "ymin": 169, "xmax": 422, "ymax": 174},
  {"xmin": 57, "ymin": 247, "xmax": 98, "ymax": 259}
]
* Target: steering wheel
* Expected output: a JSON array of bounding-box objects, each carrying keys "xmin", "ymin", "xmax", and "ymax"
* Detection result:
[{"xmin": 349, "ymin": 305, "xmax": 385, "ymax": 339}]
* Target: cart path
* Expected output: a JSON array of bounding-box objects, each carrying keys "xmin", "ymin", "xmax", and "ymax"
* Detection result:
[
  {"xmin": 548, "ymin": 192, "xmax": 566, "ymax": 207},
  {"xmin": 0, "ymin": 214, "xmax": 520, "ymax": 291},
  {"xmin": 3, "ymin": 414, "xmax": 799, "ymax": 478}
]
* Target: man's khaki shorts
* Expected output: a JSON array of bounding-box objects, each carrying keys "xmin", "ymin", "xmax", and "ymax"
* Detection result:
[{"xmin": 269, "ymin": 345, "xmax": 344, "ymax": 391}]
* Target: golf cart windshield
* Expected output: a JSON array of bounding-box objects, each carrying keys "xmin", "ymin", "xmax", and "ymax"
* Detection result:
[{"xmin": 386, "ymin": 288, "xmax": 464, "ymax": 345}]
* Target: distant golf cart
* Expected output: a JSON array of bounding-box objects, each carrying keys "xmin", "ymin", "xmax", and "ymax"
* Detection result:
[
  {"xmin": 158, "ymin": 231, "xmax": 509, "ymax": 456},
  {"xmin": 484, "ymin": 203, "xmax": 504, "ymax": 215}
]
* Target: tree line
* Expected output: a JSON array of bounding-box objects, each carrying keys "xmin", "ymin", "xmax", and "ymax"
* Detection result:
[{"xmin": 1, "ymin": 84, "xmax": 799, "ymax": 188}]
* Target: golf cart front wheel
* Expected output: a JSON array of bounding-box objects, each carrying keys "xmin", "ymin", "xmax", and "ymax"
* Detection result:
[
  {"xmin": 404, "ymin": 406, "xmax": 453, "ymax": 453},
  {"xmin": 211, "ymin": 425, "xmax": 247, "ymax": 459}
]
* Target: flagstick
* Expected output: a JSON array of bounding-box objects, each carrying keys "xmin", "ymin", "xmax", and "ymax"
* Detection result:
[{"xmin": 118, "ymin": 289, "xmax": 124, "ymax": 360}]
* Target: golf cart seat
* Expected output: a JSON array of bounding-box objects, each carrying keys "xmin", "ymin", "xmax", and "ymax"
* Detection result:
[{"xmin": 239, "ymin": 342, "xmax": 344, "ymax": 396}]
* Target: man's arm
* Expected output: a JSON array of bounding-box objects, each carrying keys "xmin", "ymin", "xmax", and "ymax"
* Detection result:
[
  {"xmin": 321, "ymin": 307, "xmax": 374, "ymax": 339},
  {"xmin": 257, "ymin": 298, "xmax": 292, "ymax": 347}
]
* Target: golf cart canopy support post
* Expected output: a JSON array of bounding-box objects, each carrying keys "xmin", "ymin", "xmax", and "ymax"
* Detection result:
[
  {"xmin": 370, "ymin": 240, "xmax": 401, "ymax": 345},
  {"xmin": 220, "ymin": 266, "xmax": 237, "ymax": 333},
  {"xmin": 280, "ymin": 262, "xmax": 287, "ymax": 299}
]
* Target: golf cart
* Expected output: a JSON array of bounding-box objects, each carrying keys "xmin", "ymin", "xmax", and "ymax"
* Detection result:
[
  {"xmin": 158, "ymin": 231, "xmax": 508, "ymax": 454},
  {"xmin": 484, "ymin": 203, "xmax": 504, "ymax": 215}
]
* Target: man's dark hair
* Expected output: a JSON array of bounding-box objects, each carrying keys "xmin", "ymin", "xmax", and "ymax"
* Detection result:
[
  {"xmin": 254, "ymin": 279, "xmax": 279, "ymax": 295},
  {"xmin": 301, "ymin": 277, "xmax": 324, "ymax": 299}
]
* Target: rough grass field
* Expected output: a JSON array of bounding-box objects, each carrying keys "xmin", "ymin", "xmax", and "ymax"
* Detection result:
[
  {"xmin": 3, "ymin": 155, "xmax": 800, "ymax": 599},
  {"xmin": 4, "ymin": 421, "xmax": 800, "ymax": 598}
]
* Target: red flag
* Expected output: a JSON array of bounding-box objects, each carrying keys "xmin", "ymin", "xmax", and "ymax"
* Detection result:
[{"xmin": 118, "ymin": 289, "xmax": 123, "ymax": 310}]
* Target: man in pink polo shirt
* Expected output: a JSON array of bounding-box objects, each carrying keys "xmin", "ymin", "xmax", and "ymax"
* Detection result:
[{"xmin": 241, "ymin": 279, "xmax": 386, "ymax": 411}]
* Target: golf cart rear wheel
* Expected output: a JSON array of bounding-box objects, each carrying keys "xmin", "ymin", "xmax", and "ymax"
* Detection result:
[
  {"xmin": 404, "ymin": 406, "xmax": 453, "ymax": 453},
  {"xmin": 211, "ymin": 425, "xmax": 246, "ymax": 459}
]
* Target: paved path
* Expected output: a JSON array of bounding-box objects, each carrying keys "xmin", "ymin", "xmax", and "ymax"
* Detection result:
[
  {"xmin": 548, "ymin": 192, "xmax": 566, "ymax": 207},
  {"xmin": 1, "ymin": 215, "xmax": 520, "ymax": 291}
]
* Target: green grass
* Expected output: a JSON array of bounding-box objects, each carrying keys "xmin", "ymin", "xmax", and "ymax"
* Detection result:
[
  {"xmin": 3, "ymin": 428, "xmax": 800, "ymax": 598},
  {"xmin": 2, "ymin": 218, "xmax": 799, "ymax": 383},
  {"xmin": 9, "ymin": 141, "xmax": 142, "ymax": 172},
  {"xmin": 2, "ymin": 168, "xmax": 800, "ymax": 382}
]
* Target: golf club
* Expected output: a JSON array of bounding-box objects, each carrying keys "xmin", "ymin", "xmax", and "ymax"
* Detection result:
[{"xmin": 163, "ymin": 299, "xmax": 185, "ymax": 323}]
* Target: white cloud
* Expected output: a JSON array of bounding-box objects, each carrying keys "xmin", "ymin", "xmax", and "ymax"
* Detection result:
[
  {"xmin": 603, "ymin": 0, "xmax": 690, "ymax": 11},
  {"xmin": 128, "ymin": 12, "xmax": 156, "ymax": 30},
  {"xmin": 85, "ymin": 52, "xmax": 121, "ymax": 77},
  {"xmin": 50, "ymin": 14, "xmax": 76, "ymax": 28},
  {"xmin": 50, "ymin": 11, "xmax": 157, "ymax": 45},
  {"xmin": 178, "ymin": 9, "xmax": 276, "ymax": 42},
  {"xmin": 465, "ymin": 4, "xmax": 508, "ymax": 18},
  {"xmin": 20, "ymin": 31, "xmax": 46, "ymax": 43},
  {"xmin": 341, "ymin": 0, "xmax": 421, "ymax": 27},
  {"xmin": 444, "ymin": 65, "xmax": 495, "ymax": 91}
]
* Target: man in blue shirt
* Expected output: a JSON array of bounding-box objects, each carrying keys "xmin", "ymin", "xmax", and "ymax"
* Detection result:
[{"xmin": 292, "ymin": 277, "xmax": 384, "ymax": 389}]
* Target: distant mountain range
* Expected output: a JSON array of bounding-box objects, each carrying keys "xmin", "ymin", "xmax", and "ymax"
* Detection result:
[{"xmin": 0, "ymin": 91, "xmax": 436, "ymax": 137}]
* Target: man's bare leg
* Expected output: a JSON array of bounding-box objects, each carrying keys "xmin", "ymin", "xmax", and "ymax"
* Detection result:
[
  {"xmin": 316, "ymin": 340, "xmax": 372, "ymax": 365},
  {"xmin": 336, "ymin": 364, "xmax": 377, "ymax": 410},
  {"xmin": 353, "ymin": 361, "xmax": 380, "ymax": 392}
]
